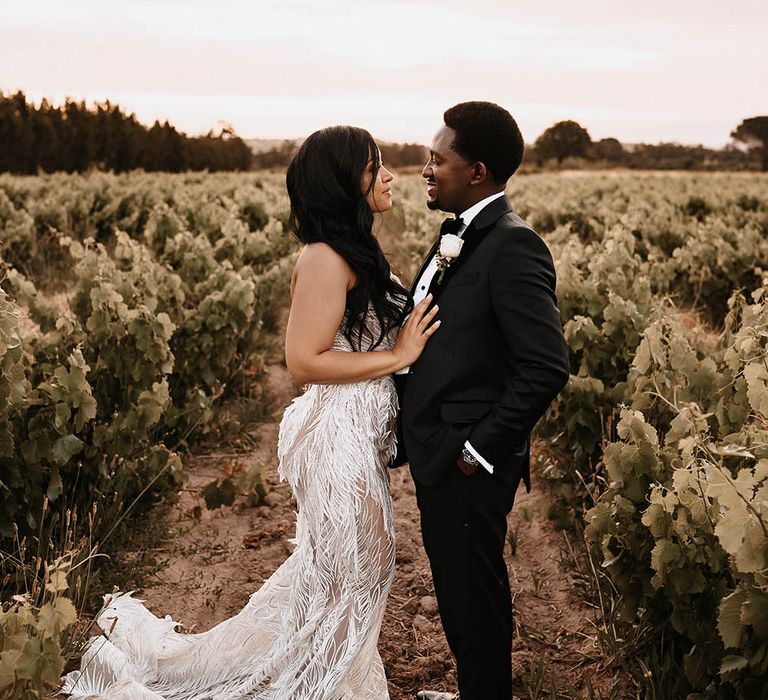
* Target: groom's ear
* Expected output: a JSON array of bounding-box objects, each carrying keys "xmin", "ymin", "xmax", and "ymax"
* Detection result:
[{"xmin": 470, "ymin": 161, "xmax": 489, "ymax": 185}]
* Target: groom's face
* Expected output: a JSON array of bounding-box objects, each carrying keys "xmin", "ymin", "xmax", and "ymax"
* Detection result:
[{"xmin": 422, "ymin": 125, "xmax": 473, "ymax": 214}]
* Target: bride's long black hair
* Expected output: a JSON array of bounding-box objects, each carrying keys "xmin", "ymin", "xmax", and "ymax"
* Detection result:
[{"xmin": 286, "ymin": 126, "xmax": 412, "ymax": 350}]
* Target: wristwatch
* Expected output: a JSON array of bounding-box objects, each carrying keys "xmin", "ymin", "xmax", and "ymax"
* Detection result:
[
  {"xmin": 457, "ymin": 447, "xmax": 480, "ymax": 476},
  {"xmin": 461, "ymin": 448, "xmax": 479, "ymax": 465}
]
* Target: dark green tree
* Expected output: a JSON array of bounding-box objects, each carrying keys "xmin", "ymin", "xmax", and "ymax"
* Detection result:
[
  {"xmin": 0, "ymin": 92, "xmax": 253, "ymax": 173},
  {"xmin": 251, "ymin": 140, "xmax": 300, "ymax": 169},
  {"xmin": 63, "ymin": 99, "xmax": 97, "ymax": 172},
  {"xmin": 535, "ymin": 120, "xmax": 592, "ymax": 164},
  {"xmin": 378, "ymin": 141, "xmax": 427, "ymax": 168},
  {"xmin": 592, "ymin": 137, "xmax": 624, "ymax": 163},
  {"xmin": 33, "ymin": 99, "xmax": 63, "ymax": 172},
  {"xmin": 731, "ymin": 116, "xmax": 768, "ymax": 171},
  {"xmin": 0, "ymin": 92, "xmax": 35, "ymax": 173}
]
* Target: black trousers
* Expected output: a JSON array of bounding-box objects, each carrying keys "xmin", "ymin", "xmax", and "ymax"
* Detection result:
[{"xmin": 415, "ymin": 462, "xmax": 521, "ymax": 700}]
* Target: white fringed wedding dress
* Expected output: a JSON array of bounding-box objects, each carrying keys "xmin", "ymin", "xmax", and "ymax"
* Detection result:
[{"xmin": 62, "ymin": 307, "xmax": 399, "ymax": 699}]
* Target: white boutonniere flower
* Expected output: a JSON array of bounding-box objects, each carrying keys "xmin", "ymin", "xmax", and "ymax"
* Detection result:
[{"xmin": 435, "ymin": 234, "xmax": 464, "ymax": 283}]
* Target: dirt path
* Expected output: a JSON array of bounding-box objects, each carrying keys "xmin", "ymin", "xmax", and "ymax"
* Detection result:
[{"xmin": 130, "ymin": 364, "xmax": 626, "ymax": 699}]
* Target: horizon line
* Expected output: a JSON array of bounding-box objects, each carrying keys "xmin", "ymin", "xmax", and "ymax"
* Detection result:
[{"xmin": 2, "ymin": 88, "xmax": 751, "ymax": 150}]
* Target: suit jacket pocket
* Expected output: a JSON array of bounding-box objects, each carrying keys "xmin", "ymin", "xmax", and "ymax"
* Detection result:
[{"xmin": 440, "ymin": 400, "xmax": 493, "ymax": 424}]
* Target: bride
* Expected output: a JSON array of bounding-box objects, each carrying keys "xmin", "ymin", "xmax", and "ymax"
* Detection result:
[{"xmin": 61, "ymin": 126, "xmax": 440, "ymax": 699}]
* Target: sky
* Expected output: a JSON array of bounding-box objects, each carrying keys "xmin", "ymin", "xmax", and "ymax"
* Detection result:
[{"xmin": 2, "ymin": 0, "xmax": 766, "ymax": 147}]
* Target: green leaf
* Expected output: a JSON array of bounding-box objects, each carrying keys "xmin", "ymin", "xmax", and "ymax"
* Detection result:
[
  {"xmin": 53, "ymin": 402, "xmax": 71, "ymax": 432},
  {"xmin": 202, "ymin": 477, "xmax": 237, "ymax": 510},
  {"xmin": 641, "ymin": 502, "xmax": 670, "ymax": 538},
  {"xmin": 583, "ymin": 502, "xmax": 613, "ymax": 542},
  {"xmin": 45, "ymin": 468, "xmax": 63, "ymax": 502},
  {"xmin": 37, "ymin": 597, "xmax": 77, "ymax": 638},
  {"xmin": 719, "ymin": 654, "xmax": 748, "ymax": 676},
  {"xmin": 47, "ymin": 569, "xmax": 69, "ymax": 594},
  {"xmin": 51, "ymin": 434, "xmax": 84, "ymax": 465},
  {"xmin": 649, "ymin": 538, "xmax": 681, "ymax": 588},
  {"xmin": 136, "ymin": 380, "xmax": 170, "ymax": 428},
  {"xmin": 742, "ymin": 590, "xmax": 768, "ymax": 638},
  {"xmin": 0, "ymin": 648, "xmax": 22, "ymax": 691},
  {"xmin": 16, "ymin": 635, "xmax": 64, "ymax": 685},
  {"xmin": 719, "ymin": 588, "xmax": 748, "ymax": 648},
  {"xmin": 744, "ymin": 363, "xmax": 768, "ymax": 415}
]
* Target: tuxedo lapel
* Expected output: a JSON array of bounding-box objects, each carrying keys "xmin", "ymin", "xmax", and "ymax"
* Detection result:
[
  {"xmin": 470, "ymin": 193, "xmax": 513, "ymax": 231},
  {"xmin": 430, "ymin": 195, "xmax": 513, "ymax": 300},
  {"xmin": 427, "ymin": 222, "xmax": 485, "ymax": 298}
]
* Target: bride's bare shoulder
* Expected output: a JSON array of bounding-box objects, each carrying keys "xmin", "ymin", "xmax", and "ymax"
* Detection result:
[
  {"xmin": 292, "ymin": 243, "xmax": 356, "ymax": 294},
  {"xmin": 297, "ymin": 241, "xmax": 345, "ymax": 265}
]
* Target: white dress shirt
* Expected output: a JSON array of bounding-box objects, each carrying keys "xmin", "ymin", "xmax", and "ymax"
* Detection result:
[{"xmin": 398, "ymin": 191, "xmax": 506, "ymax": 473}]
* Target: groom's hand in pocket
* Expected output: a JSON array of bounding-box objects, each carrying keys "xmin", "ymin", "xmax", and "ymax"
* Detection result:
[{"xmin": 456, "ymin": 452, "xmax": 479, "ymax": 476}]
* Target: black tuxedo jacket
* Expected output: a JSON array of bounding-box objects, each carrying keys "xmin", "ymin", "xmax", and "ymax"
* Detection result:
[{"xmin": 396, "ymin": 195, "xmax": 569, "ymax": 489}]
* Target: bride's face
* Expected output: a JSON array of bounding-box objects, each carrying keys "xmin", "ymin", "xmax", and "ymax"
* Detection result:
[{"xmin": 361, "ymin": 151, "xmax": 394, "ymax": 213}]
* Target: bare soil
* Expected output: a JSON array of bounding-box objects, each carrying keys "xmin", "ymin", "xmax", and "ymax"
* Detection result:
[{"xmin": 117, "ymin": 361, "xmax": 628, "ymax": 700}]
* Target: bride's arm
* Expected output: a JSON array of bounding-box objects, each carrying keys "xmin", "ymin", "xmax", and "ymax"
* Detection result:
[{"xmin": 285, "ymin": 243, "xmax": 438, "ymax": 385}]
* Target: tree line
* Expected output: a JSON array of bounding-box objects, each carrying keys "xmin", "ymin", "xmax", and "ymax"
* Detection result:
[
  {"xmin": 0, "ymin": 91, "xmax": 253, "ymax": 174},
  {"xmin": 2, "ymin": 90, "xmax": 765, "ymax": 173},
  {"xmin": 254, "ymin": 118, "xmax": 768, "ymax": 172},
  {"xmin": 530, "ymin": 117, "xmax": 768, "ymax": 171},
  {"xmin": 248, "ymin": 139, "xmax": 429, "ymax": 171}
]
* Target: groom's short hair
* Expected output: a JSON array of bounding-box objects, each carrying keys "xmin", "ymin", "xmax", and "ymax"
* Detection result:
[{"xmin": 443, "ymin": 102, "xmax": 524, "ymax": 184}]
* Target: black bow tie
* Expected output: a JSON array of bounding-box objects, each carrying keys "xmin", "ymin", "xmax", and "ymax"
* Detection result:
[{"xmin": 439, "ymin": 216, "xmax": 464, "ymax": 237}]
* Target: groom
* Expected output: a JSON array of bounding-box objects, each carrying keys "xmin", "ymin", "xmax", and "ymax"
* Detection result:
[{"xmin": 394, "ymin": 102, "xmax": 569, "ymax": 700}]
